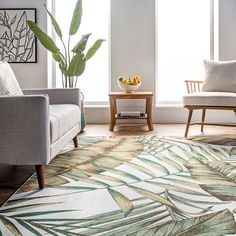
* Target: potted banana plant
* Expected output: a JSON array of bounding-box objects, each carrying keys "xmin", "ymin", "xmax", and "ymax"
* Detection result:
[
  {"xmin": 27, "ymin": 0, "xmax": 105, "ymax": 88},
  {"xmin": 27, "ymin": 0, "xmax": 105, "ymax": 131}
]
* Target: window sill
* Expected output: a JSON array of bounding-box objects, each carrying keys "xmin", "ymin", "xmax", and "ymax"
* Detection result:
[
  {"xmin": 85, "ymin": 104, "xmax": 110, "ymax": 108},
  {"xmin": 155, "ymin": 103, "xmax": 184, "ymax": 108}
]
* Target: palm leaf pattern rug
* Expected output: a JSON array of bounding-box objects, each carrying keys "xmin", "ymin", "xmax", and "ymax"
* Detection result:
[{"xmin": 0, "ymin": 135, "xmax": 236, "ymax": 235}]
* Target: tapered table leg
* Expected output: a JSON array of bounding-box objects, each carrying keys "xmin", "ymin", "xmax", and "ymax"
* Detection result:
[
  {"xmin": 109, "ymin": 97, "xmax": 116, "ymax": 131},
  {"xmin": 146, "ymin": 97, "xmax": 153, "ymax": 131}
]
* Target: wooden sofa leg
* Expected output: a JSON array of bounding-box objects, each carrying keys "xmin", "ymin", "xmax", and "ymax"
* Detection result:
[
  {"xmin": 201, "ymin": 109, "xmax": 206, "ymax": 132},
  {"xmin": 185, "ymin": 109, "xmax": 193, "ymax": 138},
  {"xmin": 73, "ymin": 136, "xmax": 78, "ymax": 148},
  {"xmin": 35, "ymin": 165, "xmax": 45, "ymax": 189}
]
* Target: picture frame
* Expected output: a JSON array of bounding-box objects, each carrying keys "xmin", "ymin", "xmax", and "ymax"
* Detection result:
[{"xmin": 0, "ymin": 8, "xmax": 37, "ymax": 63}]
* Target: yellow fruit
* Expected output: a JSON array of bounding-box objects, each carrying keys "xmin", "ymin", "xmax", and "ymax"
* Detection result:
[{"xmin": 135, "ymin": 76, "xmax": 141, "ymax": 82}]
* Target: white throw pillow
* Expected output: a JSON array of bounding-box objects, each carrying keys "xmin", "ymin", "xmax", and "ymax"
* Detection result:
[
  {"xmin": 0, "ymin": 61, "xmax": 23, "ymax": 96},
  {"xmin": 202, "ymin": 60, "xmax": 236, "ymax": 93}
]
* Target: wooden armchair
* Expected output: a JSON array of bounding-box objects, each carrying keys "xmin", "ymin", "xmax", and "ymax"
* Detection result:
[{"xmin": 183, "ymin": 80, "xmax": 236, "ymax": 137}]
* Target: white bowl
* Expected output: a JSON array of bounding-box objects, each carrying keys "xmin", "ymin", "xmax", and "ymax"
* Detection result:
[{"xmin": 117, "ymin": 81, "xmax": 141, "ymax": 93}]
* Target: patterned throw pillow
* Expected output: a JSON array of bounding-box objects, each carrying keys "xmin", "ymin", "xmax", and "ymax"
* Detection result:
[
  {"xmin": 202, "ymin": 60, "xmax": 236, "ymax": 93},
  {"xmin": 0, "ymin": 61, "xmax": 23, "ymax": 96}
]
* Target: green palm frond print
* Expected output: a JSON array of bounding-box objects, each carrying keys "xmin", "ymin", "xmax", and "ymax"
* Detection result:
[{"xmin": 0, "ymin": 135, "xmax": 236, "ymax": 235}]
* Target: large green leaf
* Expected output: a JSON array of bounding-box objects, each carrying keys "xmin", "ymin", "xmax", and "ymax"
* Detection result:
[
  {"xmin": 136, "ymin": 209, "xmax": 236, "ymax": 236},
  {"xmin": 0, "ymin": 203, "xmax": 60, "ymax": 213},
  {"xmin": 108, "ymin": 188, "xmax": 134, "ymax": 216},
  {"xmin": 24, "ymin": 221, "xmax": 58, "ymax": 236},
  {"xmin": 77, "ymin": 177, "xmax": 111, "ymax": 187},
  {"xmin": 67, "ymin": 53, "xmax": 86, "ymax": 77},
  {"xmin": 52, "ymin": 52, "xmax": 62, "ymax": 62},
  {"xmin": 79, "ymin": 202, "xmax": 169, "ymax": 235},
  {"xmin": 128, "ymin": 185, "xmax": 175, "ymax": 208},
  {"xmin": 0, "ymin": 216, "xmax": 22, "ymax": 236},
  {"xmin": 188, "ymin": 135, "xmax": 236, "ymax": 146},
  {"xmin": 44, "ymin": 3, "xmax": 62, "ymax": 39},
  {"xmin": 14, "ymin": 219, "xmax": 41, "ymax": 236},
  {"xmin": 19, "ymin": 137, "xmax": 142, "ymax": 192},
  {"xmin": 83, "ymin": 171, "xmax": 126, "ymax": 184},
  {"xmin": 146, "ymin": 180, "xmax": 208, "ymax": 196},
  {"xmin": 27, "ymin": 20, "xmax": 60, "ymax": 54},
  {"xmin": 72, "ymin": 33, "xmax": 91, "ymax": 53},
  {"xmin": 185, "ymin": 158, "xmax": 236, "ymax": 201},
  {"xmin": 12, "ymin": 210, "xmax": 75, "ymax": 218},
  {"xmin": 20, "ymin": 175, "xmax": 68, "ymax": 192},
  {"xmin": 69, "ymin": 0, "xmax": 82, "ymax": 35},
  {"xmin": 49, "ymin": 186, "xmax": 96, "ymax": 191},
  {"xmin": 137, "ymin": 157, "xmax": 170, "ymax": 175},
  {"xmin": 154, "ymin": 152, "xmax": 183, "ymax": 172},
  {"xmin": 85, "ymin": 39, "xmax": 105, "ymax": 61},
  {"xmin": 230, "ymin": 147, "xmax": 236, "ymax": 156},
  {"xmin": 93, "ymin": 162, "xmax": 141, "ymax": 181},
  {"xmin": 126, "ymin": 162, "xmax": 156, "ymax": 177},
  {"xmin": 82, "ymin": 211, "xmax": 169, "ymax": 235}
]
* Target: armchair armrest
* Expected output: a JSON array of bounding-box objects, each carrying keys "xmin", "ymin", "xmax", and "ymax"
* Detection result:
[
  {"xmin": 23, "ymin": 88, "xmax": 81, "ymax": 107},
  {"xmin": 184, "ymin": 80, "xmax": 204, "ymax": 94},
  {"xmin": 0, "ymin": 95, "xmax": 50, "ymax": 165}
]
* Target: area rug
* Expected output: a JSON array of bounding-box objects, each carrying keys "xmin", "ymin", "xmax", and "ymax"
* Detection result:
[{"xmin": 0, "ymin": 135, "xmax": 236, "ymax": 235}]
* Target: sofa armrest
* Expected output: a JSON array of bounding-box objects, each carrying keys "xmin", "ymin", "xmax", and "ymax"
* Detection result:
[
  {"xmin": 23, "ymin": 88, "xmax": 81, "ymax": 107},
  {"xmin": 0, "ymin": 95, "xmax": 50, "ymax": 165}
]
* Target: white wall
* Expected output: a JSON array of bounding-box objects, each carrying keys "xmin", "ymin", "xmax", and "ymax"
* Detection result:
[
  {"xmin": 111, "ymin": 0, "xmax": 155, "ymax": 94},
  {"xmin": 87, "ymin": 0, "xmax": 236, "ymax": 124},
  {"xmin": 219, "ymin": 0, "xmax": 236, "ymax": 60},
  {"xmin": 88, "ymin": 0, "xmax": 236, "ymax": 124},
  {"xmin": 0, "ymin": 0, "xmax": 48, "ymax": 88},
  {"xmin": 3, "ymin": 0, "xmax": 236, "ymax": 124}
]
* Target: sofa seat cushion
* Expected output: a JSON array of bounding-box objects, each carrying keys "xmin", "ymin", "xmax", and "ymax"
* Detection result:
[
  {"xmin": 50, "ymin": 104, "xmax": 81, "ymax": 143},
  {"xmin": 183, "ymin": 92, "xmax": 236, "ymax": 107}
]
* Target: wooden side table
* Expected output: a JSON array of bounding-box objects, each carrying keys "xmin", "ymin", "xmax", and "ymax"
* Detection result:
[{"xmin": 109, "ymin": 92, "xmax": 153, "ymax": 131}]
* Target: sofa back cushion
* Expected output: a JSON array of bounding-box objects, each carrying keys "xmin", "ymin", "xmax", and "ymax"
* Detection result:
[
  {"xmin": 0, "ymin": 61, "xmax": 23, "ymax": 96},
  {"xmin": 202, "ymin": 60, "xmax": 236, "ymax": 93}
]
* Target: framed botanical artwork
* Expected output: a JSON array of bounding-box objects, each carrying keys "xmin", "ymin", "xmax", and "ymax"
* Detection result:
[{"xmin": 0, "ymin": 8, "xmax": 37, "ymax": 63}]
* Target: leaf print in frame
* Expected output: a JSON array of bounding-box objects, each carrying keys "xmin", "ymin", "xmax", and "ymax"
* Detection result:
[{"xmin": 0, "ymin": 8, "xmax": 37, "ymax": 63}]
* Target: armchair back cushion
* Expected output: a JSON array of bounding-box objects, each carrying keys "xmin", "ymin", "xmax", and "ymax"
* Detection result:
[
  {"xmin": 202, "ymin": 60, "xmax": 236, "ymax": 93},
  {"xmin": 0, "ymin": 61, "xmax": 23, "ymax": 96}
]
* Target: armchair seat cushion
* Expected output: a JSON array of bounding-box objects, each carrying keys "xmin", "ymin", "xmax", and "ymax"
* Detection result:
[
  {"xmin": 183, "ymin": 92, "xmax": 236, "ymax": 107},
  {"xmin": 50, "ymin": 104, "xmax": 81, "ymax": 143}
]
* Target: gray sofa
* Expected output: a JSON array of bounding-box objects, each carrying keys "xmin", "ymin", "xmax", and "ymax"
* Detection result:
[{"xmin": 0, "ymin": 88, "xmax": 81, "ymax": 189}]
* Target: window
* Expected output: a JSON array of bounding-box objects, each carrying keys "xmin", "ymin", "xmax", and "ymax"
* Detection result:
[
  {"xmin": 156, "ymin": 0, "xmax": 217, "ymax": 104},
  {"xmin": 53, "ymin": 0, "xmax": 110, "ymax": 104}
]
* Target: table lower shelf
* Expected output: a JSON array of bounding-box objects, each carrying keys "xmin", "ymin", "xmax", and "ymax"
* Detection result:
[{"xmin": 116, "ymin": 113, "xmax": 147, "ymax": 119}]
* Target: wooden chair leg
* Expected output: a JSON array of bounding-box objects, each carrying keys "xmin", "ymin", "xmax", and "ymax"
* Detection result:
[
  {"xmin": 185, "ymin": 109, "xmax": 193, "ymax": 138},
  {"xmin": 73, "ymin": 136, "xmax": 78, "ymax": 148},
  {"xmin": 35, "ymin": 165, "xmax": 45, "ymax": 189},
  {"xmin": 201, "ymin": 109, "xmax": 206, "ymax": 132}
]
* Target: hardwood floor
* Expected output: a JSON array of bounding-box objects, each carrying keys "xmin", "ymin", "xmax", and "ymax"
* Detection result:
[{"xmin": 1, "ymin": 123, "xmax": 236, "ymax": 206}]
